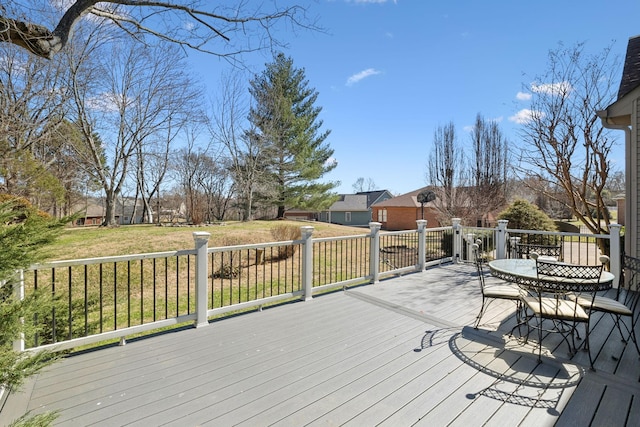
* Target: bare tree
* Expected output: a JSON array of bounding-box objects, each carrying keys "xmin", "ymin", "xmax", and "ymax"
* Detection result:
[
  {"xmin": 174, "ymin": 145, "xmax": 202, "ymax": 224},
  {"xmin": 1, "ymin": 1, "xmax": 317, "ymax": 60},
  {"xmin": 0, "ymin": 44, "xmax": 71, "ymax": 195},
  {"xmin": 209, "ymin": 72, "xmax": 260, "ymax": 221},
  {"xmin": 352, "ymin": 177, "xmax": 377, "ymax": 193},
  {"xmin": 196, "ymin": 154, "xmax": 234, "ymax": 222},
  {"xmin": 606, "ymin": 170, "xmax": 625, "ymax": 195},
  {"xmin": 69, "ymin": 39, "xmax": 200, "ymax": 225},
  {"xmin": 173, "ymin": 133, "xmax": 233, "ymax": 224},
  {"xmin": 516, "ymin": 42, "xmax": 619, "ymax": 244},
  {"xmin": 132, "ymin": 81, "xmax": 202, "ymax": 224},
  {"xmin": 427, "ymin": 122, "xmax": 469, "ymax": 222},
  {"xmin": 469, "ymin": 114, "xmax": 509, "ymax": 226}
]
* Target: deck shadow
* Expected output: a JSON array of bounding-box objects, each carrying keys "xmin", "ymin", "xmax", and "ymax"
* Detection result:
[{"xmin": 446, "ymin": 326, "xmax": 584, "ymax": 414}]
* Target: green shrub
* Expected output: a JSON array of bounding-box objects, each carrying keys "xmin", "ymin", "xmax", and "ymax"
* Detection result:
[{"xmin": 498, "ymin": 199, "xmax": 557, "ymax": 231}]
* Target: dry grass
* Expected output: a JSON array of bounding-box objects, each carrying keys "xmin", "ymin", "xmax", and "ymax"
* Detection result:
[{"xmin": 45, "ymin": 220, "xmax": 369, "ymax": 261}]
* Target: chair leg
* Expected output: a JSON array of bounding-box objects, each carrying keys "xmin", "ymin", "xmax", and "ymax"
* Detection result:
[
  {"xmin": 583, "ymin": 320, "xmax": 595, "ymax": 371},
  {"xmin": 630, "ymin": 327, "xmax": 640, "ymax": 356},
  {"xmin": 537, "ymin": 317, "xmax": 543, "ymax": 363},
  {"xmin": 624, "ymin": 314, "xmax": 640, "ymax": 356},
  {"xmin": 474, "ymin": 296, "xmax": 486, "ymax": 329},
  {"xmin": 610, "ymin": 314, "xmax": 640, "ymax": 358},
  {"xmin": 508, "ymin": 301, "xmax": 526, "ymax": 338}
]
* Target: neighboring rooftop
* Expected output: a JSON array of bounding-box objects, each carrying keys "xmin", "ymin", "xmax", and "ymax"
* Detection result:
[
  {"xmin": 617, "ymin": 34, "xmax": 640, "ymax": 99},
  {"xmin": 328, "ymin": 190, "xmax": 391, "ymax": 211},
  {"xmin": 372, "ymin": 186, "xmax": 434, "ymax": 208}
]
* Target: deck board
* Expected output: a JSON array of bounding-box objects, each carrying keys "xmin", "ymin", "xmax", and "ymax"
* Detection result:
[{"xmin": 3, "ymin": 262, "xmax": 640, "ymax": 426}]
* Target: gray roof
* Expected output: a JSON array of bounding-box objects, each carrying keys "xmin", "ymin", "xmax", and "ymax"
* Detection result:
[
  {"xmin": 329, "ymin": 194, "xmax": 368, "ymax": 211},
  {"xmin": 327, "ymin": 190, "xmax": 392, "ymax": 212},
  {"xmin": 618, "ymin": 35, "xmax": 640, "ymax": 100},
  {"xmin": 357, "ymin": 190, "xmax": 391, "ymax": 207}
]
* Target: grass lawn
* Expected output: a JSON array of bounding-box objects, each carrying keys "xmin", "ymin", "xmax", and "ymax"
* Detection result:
[{"xmin": 44, "ymin": 220, "xmax": 370, "ymax": 261}]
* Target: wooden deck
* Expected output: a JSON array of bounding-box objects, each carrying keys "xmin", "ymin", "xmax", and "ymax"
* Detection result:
[{"xmin": 2, "ymin": 262, "xmax": 640, "ymax": 426}]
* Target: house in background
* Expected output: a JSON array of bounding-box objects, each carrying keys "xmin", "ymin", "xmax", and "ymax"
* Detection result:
[
  {"xmin": 283, "ymin": 209, "xmax": 318, "ymax": 221},
  {"xmin": 318, "ymin": 190, "xmax": 393, "ymax": 227},
  {"xmin": 598, "ymin": 34, "xmax": 640, "ymax": 257},
  {"xmin": 371, "ymin": 186, "xmax": 440, "ymax": 230},
  {"xmin": 71, "ymin": 197, "xmax": 151, "ymax": 226},
  {"xmin": 72, "ymin": 202, "xmax": 106, "ymax": 226},
  {"xmin": 117, "ymin": 197, "xmax": 150, "ymax": 225}
]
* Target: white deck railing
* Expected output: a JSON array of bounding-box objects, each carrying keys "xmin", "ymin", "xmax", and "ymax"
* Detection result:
[{"xmin": 14, "ymin": 218, "xmax": 621, "ymax": 353}]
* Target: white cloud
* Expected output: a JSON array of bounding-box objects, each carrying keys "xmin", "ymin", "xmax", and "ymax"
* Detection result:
[
  {"xmin": 325, "ymin": 157, "xmax": 338, "ymax": 167},
  {"xmin": 346, "ymin": 68, "xmax": 381, "ymax": 86},
  {"xmin": 509, "ymin": 109, "xmax": 543, "ymax": 124},
  {"xmin": 516, "ymin": 91, "xmax": 532, "ymax": 101},
  {"xmin": 531, "ymin": 81, "xmax": 572, "ymax": 96},
  {"xmin": 87, "ymin": 92, "xmax": 129, "ymax": 112}
]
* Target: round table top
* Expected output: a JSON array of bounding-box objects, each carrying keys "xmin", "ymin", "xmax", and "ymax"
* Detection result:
[{"xmin": 488, "ymin": 258, "xmax": 614, "ymax": 292}]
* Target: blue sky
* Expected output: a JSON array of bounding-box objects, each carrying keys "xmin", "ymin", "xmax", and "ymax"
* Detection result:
[{"xmin": 188, "ymin": 0, "xmax": 640, "ymax": 196}]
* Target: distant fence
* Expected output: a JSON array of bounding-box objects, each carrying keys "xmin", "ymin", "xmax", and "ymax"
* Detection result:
[{"xmin": 14, "ymin": 218, "xmax": 621, "ymax": 353}]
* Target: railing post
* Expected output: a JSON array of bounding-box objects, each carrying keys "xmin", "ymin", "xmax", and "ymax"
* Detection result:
[
  {"xmin": 452, "ymin": 218, "xmax": 462, "ymax": 263},
  {"xmin": 609, "ymin": 223, "xmax": 622, "ymax": 288},
  {"xmin": 496, "ymin": 219, "xmax": 509, "ymax": 259},
  {"xmin": 416, "ymin": 220, "xmax": 427, "ymax": 271},
  {"xmin": 193, "ymin": 232, "xmax": 211, "ymax": 328},
  {"xmin": 300, "ymin": 226, "xmax": 314, "ymax": 301},
  {"xmin": 369, "ymin": 222, "xmax": 382, "ymax": 283},
  {"xmin": 13, "ymin": 269, "xmax": 25, "ymax": 352},
  {"xmin": 466, "ymin": 233, "xmax": 475, "ymax": 262}
]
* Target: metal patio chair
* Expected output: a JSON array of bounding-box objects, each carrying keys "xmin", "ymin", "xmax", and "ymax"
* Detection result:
[
  {"xmin": 571, "ymin": 254, "xmax": 640, "ymax": 360},
  {"xmin": 522, "ymin": 254, "xmax": 608, "ymax": 370},
  {"xmin": 472, "ymin": 243, "xmax": 523, "ymax": 329}
]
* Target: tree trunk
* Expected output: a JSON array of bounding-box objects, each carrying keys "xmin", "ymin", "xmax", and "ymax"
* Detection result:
[{"xmin": 102, "ymin": 191, "xmax": 119, "ymax": 226}]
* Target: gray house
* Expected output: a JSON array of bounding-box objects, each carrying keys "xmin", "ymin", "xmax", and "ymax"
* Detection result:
[
  {"xmin": 598, "ymin": 35, "xmax": 640, "ymax": 257},
  {"xmin": 319, "ymin": 190, "xmax": 393, "ymax": 227}
]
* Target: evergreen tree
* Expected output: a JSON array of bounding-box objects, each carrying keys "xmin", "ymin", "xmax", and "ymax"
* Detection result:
[
  {"xmin": 0, "ymin": 196, "xmax": 67, "ymax": 425},
  {"xmin": 248, "ymin": 53, "xmax": 338, "ymax": 218}
]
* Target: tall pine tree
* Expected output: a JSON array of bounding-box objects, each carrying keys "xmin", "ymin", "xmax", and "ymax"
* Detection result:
[{"xmin": 248, "ymin": 53, "xmax": 338, "ymax": 218}]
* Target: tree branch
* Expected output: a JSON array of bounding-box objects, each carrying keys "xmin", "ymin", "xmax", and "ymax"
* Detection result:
[{"xmin": 0, "ymin": 1, "xmax": 316, "ymax": 59}]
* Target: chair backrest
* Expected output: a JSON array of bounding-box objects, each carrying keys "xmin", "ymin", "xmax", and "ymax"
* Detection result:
[
  {"xmin": 621, "ymin": 255, "xmax": 640, "ymax": 308},
  {"xmin": 623, "ymin": 255, "xmax": 640, "ymax": 288},
  {"xmin": 535, "ymin": 260, "xmax": 604, "ymax": 281},
  {"xmin": 516, "ymin": 242, "xmax": 562, "ymax": 260},
  {"xmin": 533, "ymin": 253, "xmax": 608, "ymax": 293}
]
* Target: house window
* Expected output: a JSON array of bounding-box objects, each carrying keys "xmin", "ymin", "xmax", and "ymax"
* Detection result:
[
  {"xmin": 378, "ymin": 209, "xmax": 387, "ymax": 222},
  {"xmin": 345, "ymin": 212, "xmax": 351, "ymax": 223}
]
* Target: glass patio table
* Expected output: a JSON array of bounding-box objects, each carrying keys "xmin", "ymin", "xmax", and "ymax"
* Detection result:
[
  {"xmin": 488, "ymin": 258, "xmax": 615, "ymax": 369},
  {"xmin": 488, "ymin": 258, "xmax": 614, "ymax": 293}
]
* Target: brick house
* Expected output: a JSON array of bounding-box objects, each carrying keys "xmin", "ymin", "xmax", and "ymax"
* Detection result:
[{"xmin": 371, "ymin": 187, "xmax": 440, "ymax": 230}]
